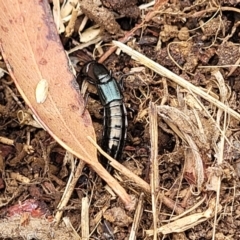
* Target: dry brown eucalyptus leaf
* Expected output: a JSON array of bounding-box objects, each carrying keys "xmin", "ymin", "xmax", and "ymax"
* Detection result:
[{"xmin": 0, "ymin": 0, "xmax": 96, "ymax": 168}]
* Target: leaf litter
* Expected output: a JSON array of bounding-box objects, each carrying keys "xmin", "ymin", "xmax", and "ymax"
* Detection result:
[{"xmin": 0, "ymin": 0, "xmax": 240, "ymax": 239}]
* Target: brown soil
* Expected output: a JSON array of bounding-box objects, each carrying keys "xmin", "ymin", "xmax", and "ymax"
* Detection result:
[{"xmin": 1, "ymin": 0, "xmax": 240, "ymax": 239}]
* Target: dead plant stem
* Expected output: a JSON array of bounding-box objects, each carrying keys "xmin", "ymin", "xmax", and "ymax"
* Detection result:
[{"xmin": 113, "ymin": 41, "xmax": 240, "ymax": 122}]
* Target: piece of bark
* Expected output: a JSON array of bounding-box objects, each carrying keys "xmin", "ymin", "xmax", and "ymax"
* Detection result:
[{"xmin": 80, "ymin": 0, "xmax": 123, "ymax": 35}]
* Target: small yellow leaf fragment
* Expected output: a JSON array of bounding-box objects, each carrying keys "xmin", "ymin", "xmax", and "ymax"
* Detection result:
[
  {"xmin": 35, "ymin": 79, "xmax": 49, "ymax": 103},
  {"xmin": 80, "ymin": 26, "xmax": 101, "ymax": 43}
]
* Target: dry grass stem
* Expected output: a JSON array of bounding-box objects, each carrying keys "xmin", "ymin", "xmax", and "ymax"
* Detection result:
[
  {"xmin": 89, "ymin": 206, "xmax": 109, "ymax": 236},
  {"xmin": 212, "ymin": 112, "xmax": 228, "ymax": 240},
  {"xmin": 5, "ymin": 85, "xmax": 25, "ymax": 109},
  {"xmin": 139, "ymin": 0, "xmax": 155, "ymax": 10},
  {"xmin": 81, "ymin": 196, "xmax": 89, "ymax": 239},
  {"xmin": 0, "ymin": 136, "xmax": 14, "ymax": 145},
  {"xmin": 55, "ymin": 156, "xmax": 85, "ymax": 224},
  {"xmin": 146, "ymin": 198, "xmax": 219, "ymax": 236},
  {"xmin": 52, "ymin": 0, "xmax": 65, "ymax": 33},
  {"xmin": 159, "ymin": 194, "xmax": 185, "ymax": 215},
  {"xmin": 113, "ymin": 41, "xmax": 240, "ymax": 121},
  {"xmin": 166, "ymin": 195, "xmax": 207, "ymax": 222},
  {"xmin": 67, "ymin": 36, "xmax": 103, "ymax": 54},
  {"xmin": 149, "ymin": 102, "xmax": 159, "ymax": 240},
  {"xmin": 63, "ymin": 217, "xmax": 81, "ymax": 240},
  {"xmin": 87, "ymin": 136, "xmax": 150, "ymax": 193},
  {"xmin": 129, "ymin": 193, "xmax": 144, "ymax": 240},
  {"xmin": 89, "ymin": 161, "xmax": 135, "ymax": 210},
  {"xmin": 65, "ymin": 7, "xmax": 78, "ymax": 37}
]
